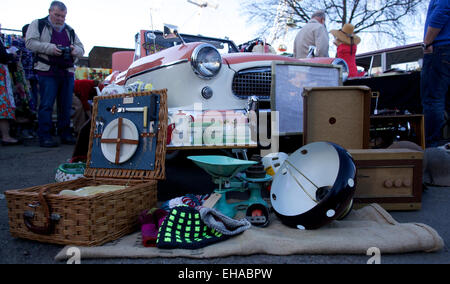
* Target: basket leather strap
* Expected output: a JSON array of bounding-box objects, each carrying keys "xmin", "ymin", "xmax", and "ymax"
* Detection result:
[{"xmin": 23, "ymin": 186, "xmax": 60, "ymax": 235}]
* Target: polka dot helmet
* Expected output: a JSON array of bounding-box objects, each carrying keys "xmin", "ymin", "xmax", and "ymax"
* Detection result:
[{"xmin": 270, "ymin": 142, "xmax": 357, "ymax": 230}]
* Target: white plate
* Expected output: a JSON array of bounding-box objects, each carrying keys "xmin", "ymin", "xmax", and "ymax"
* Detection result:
[{"xmin": 101, "ymin": 118, "xmax": 139, "ymax": 164}]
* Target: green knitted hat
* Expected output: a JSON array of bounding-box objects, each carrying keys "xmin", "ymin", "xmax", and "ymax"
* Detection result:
[{"xmin": 156, "ymin": 205, "xmax": 229, "ymax": 250}]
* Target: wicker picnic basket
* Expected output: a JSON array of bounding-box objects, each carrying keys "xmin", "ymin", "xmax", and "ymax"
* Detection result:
[{"xmin": 5, "ymin": 90, "xmax": 168, "ymax": 246}]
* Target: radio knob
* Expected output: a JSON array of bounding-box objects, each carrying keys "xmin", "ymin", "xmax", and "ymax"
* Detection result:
[
  {"xmin": 394, "ymin": 179, "xmax": 403, "ymax": 188},
  {"xmin": 384, "ymin": 179, "xmax": 393, "ymax": 188},
  {"xmin": 403, "ymin": 179, "xmax": 412, "ymax": 187}
]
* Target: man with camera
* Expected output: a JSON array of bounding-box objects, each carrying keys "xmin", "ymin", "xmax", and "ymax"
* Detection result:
[{"xmin": 26, "ymin": 1, "xmax": 84, "ymax": 147}]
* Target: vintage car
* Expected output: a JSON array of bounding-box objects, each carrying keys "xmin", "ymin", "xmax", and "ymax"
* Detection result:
[{"xmin": 102, "ymin": 26, "xmax": 349, "ymax": 151}]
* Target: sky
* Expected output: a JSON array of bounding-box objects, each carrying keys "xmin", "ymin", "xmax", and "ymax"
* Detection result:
[
  {"xmin": 1, "ymin": 0, "xmax": 427, "ymax": 57},
  {"xmin": 0, "ymin": 0, "xmax": 260, "ymax": 56}
]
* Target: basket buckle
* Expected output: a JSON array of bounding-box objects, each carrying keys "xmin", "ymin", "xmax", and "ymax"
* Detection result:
[
  {"xmin": 23, "ymin": 191, "xmax": 60, "ymax": 235},
  {"xmin": 28, "ymin": 202, "xmax": 41, "ymax": 208}
]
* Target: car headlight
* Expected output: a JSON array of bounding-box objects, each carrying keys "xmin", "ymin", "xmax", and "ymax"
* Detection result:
[
  {"xmin": 332, "ymin": 58, "xmax": 349, "ymax": 82},
  {"xmin": 191, "ymin": 43, "xmax": 222, "ymax": 80}
]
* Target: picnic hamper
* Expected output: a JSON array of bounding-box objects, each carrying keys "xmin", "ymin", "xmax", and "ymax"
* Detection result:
[{"xmin": 5, "ymin": 90, "xmax": 168, "ymax": 246}]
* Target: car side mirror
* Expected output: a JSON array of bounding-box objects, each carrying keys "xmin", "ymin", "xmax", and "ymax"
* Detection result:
[
  {"xmin": 163, "ymin": 24, "xmax": 179, "ymax": 39},
  {"xmin": 163, "ymin": 24, "xmax": 186, "ymax": 45}
]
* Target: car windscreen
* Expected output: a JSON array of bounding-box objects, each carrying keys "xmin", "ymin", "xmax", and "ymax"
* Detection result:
[{"xmin": 142, "ymin": 31, "xmax": 239, "ymax": 55}]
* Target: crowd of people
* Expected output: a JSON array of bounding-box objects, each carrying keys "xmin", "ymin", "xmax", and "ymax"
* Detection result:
[
  {"xmin": 293, "ymin": 1, "xmax": 448, "ymax": 148},
  {"xmin": 0, "ymin": 1, "xmax": 448, "ymax": 149},
  {"xmin": 293, "ymin": 10, "xmax": 364, "ymax": 77},
  {"xmin": 0, "ymin": 1, "xmax": 99, "ymax": 148}
]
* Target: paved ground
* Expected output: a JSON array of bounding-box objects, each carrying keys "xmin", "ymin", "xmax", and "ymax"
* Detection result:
[{"xmin": 0, "ymin": 141, "xmax": 448, "ymax": 264}]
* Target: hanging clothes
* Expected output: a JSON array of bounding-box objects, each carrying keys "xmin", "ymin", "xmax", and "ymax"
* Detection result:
[
  {"xmin": 10, "ymin": 62, "xmax": 36, "ymax": 118},
  {"xmin": 0, "ymin": 37, "xmax": 16, "ymax": 120},
  {"xmin": 11, "ymin": 36, "xmax": 36, "ymax": 117},
  {"xmin": 0, "ymin": 64, "xmax": 16, "ymax": 120}
]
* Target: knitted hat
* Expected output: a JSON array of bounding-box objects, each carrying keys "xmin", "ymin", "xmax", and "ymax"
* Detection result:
[
  {"xmin": 199, "ymin": 207, "xmax": 251, "ymax": 235},
  {"xmin": 330, "ymin": 23, "xmax": 361, "ymax": 45},
  {"xmin": 156, "ymin": 206, "xmax": 229, "ymax": 250}
]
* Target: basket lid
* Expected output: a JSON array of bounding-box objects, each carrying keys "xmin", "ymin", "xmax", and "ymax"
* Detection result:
[{"xmin": 85, "ymin": 89, "xmax": 168, "ymax": 181}]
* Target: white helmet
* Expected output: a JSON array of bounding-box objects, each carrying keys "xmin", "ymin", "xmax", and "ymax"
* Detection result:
[
  {"xmin": 262, "ymin": 152, "xmax": 289, "ymax": 176},
  {"xmin": 270, "ymin": 142, "xmax": 356, "ymax": 230}
]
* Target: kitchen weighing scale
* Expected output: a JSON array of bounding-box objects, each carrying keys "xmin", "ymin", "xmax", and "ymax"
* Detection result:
[{"xmin": 188, "ymin": 155, "xmax": 272, "ymax": 220}]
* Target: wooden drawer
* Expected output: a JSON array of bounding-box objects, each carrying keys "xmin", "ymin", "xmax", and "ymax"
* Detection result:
[
  {"xmin": 349, "ymin": 149, "xmax": 423, "ymax": 211},
  {"xmin": 356, "ymin": 167, "xmax": 415, "ymax": 198}
]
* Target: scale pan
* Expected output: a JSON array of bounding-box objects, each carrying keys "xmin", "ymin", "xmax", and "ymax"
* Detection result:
[{"xmin": 188, "ymin": 155, "xmax": 257, "ymax": 178}]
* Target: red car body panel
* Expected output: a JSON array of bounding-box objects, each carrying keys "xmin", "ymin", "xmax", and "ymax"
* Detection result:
[{"xmin": 123, "ymin": 41, "xmax": 336, "ymax": 85}]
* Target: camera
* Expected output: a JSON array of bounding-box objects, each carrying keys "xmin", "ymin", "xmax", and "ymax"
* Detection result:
[{"xmin": 57, "ymin": 45, "xmax": 72, "ymax": 62}]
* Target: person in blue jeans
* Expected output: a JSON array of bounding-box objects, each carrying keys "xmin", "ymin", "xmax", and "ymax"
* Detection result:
[
  {"xmin": 421, "ymin": 0, "xmax": 450, "ymax": 148},
  {"xmin": 25, "ymin": 1, "xmax": 84, "ymax": 147}
]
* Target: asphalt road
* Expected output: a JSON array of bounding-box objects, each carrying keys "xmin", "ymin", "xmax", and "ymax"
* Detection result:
[{"xmin": 0, "ymin": 140, "xmax": 448, "ymax": 264}]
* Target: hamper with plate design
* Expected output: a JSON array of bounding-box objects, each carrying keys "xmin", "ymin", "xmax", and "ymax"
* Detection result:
[{"xmin": 5, "ymin": 90, "xmax": 168, "ymax": 246}]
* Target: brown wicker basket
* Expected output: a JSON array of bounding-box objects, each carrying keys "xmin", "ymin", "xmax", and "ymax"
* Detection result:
[
  {"xmin": 5, "ymin": 90, "xmax": 168, "ymax": 246},
  {"xmin": 5, "ymin": 179, "xmax": 157, "ymax": 246}
]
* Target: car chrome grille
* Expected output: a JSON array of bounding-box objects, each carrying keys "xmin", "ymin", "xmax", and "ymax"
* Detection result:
[{"xmin": 232, "ymin": 67, "xmax": 272, "ymax": 100}]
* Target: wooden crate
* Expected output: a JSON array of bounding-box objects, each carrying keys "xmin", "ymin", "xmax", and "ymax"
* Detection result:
[
  {"xmin": 5, "ymin": 90, "xmax": 168, "ymax": 246},
  {"xmin": 370, "ymin": 114, "xmax": 425, "ymax": 149},
  {"xmin": 303, "ymin": 86, "xmax": 372, "ymax": 149},
  {"xmin": 349, "ymin": 149, "xmax": 423, "ymax": 211}
]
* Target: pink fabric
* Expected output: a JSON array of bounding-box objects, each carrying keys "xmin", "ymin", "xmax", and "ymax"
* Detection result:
[
  {"xmin": 336, "ymin": 44, "xmax": 364, "ymax": 78},
  {"xmin": 139, "ymin": 208, "xmax": 168, "ymax": 247},
  {"xmin": 141, "ymin": 224, "xmax": 158, "ymax": 247}
]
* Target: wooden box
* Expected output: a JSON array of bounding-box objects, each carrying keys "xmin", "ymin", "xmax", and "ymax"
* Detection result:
[
  {"xmin": 370, "ymin": 114, "xmax": 425, "ymax": 149},
  {"xmin": 303, "ymin": 86, "xmax": 372, "ymax": 149},
  {"xmin": 349, "ymin": 149, "xmax": 423, "ymax": 211},
  {"xmin": 5, "ymin": 90, "xmax": 168, "ymax": 246}
]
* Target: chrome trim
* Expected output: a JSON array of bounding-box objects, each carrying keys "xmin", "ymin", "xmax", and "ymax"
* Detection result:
[
  {"xmin": 191, "ymin": 43, "xmax": 222, "ymax": 80},
  {"xmin": 237, "ymin": 66, "xmax": 271, "ymax": 75},
  {"xmin": 126, "ymin": 59, "xmax": 189, "ymax": 82},
  {"xmin": 232, "ymin": 67, "xmax": 272, "ymax": 99}
]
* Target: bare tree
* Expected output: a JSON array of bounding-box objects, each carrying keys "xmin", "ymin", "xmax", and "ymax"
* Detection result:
[{"xmin": 242, "ymin": 0, "xmax": 429, "ymax": 44}]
